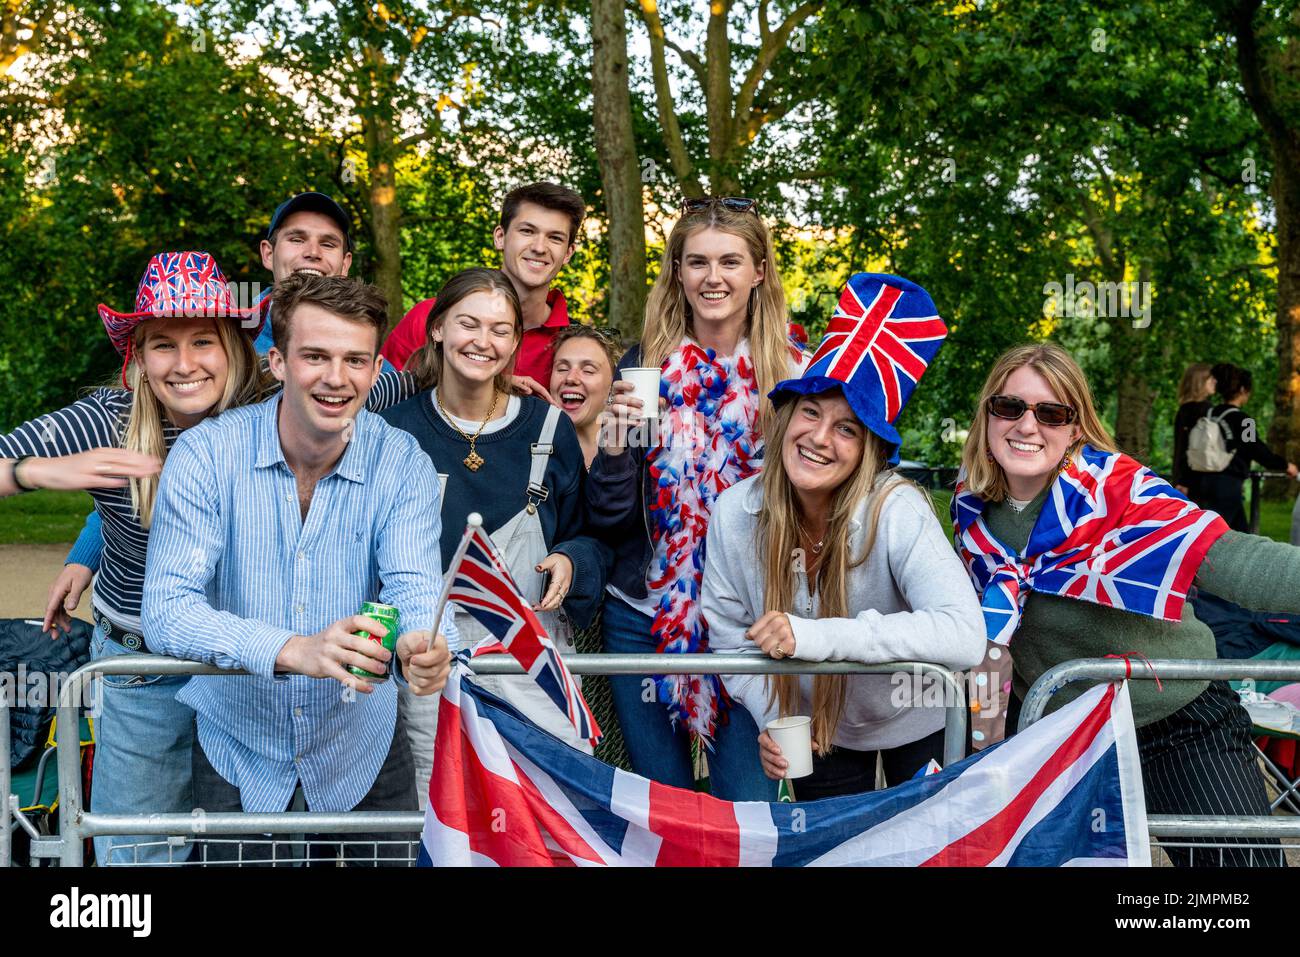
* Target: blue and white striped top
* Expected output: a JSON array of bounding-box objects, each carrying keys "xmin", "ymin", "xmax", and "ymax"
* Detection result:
[
  {"xmin": 142, "ymin": 393, "xmax": 457, "ymax": 813},
  {"xmin": 0, "ymin": 372, "xmax": 415, "ymax": 631}
]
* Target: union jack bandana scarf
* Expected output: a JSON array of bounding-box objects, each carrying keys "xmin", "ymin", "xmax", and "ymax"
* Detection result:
[
  {"xmin": 646, "ymin": 338, "xmax": 763, "ymax": 740},
  {"xmin": 952, "ymin": 443, "xmax": 1230, "ymax": 645}
]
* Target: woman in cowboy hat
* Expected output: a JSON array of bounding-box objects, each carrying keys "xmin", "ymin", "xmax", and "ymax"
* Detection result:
[
  {"xmin": 701, "ymin": 273, "xmax": 985, "ymax": 799},
  {"xmin": 953, "ymin": 341, "xmax": 1300, "ymax": 865},
  {"xmin": 0, "ymin": 251, "xmax": 270, "ymax": 865}
]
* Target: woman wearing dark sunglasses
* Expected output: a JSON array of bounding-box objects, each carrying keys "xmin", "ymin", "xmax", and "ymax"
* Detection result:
[{"xmin": 952, "ymin": 342, "xmax": 1300, "ymax": 866}]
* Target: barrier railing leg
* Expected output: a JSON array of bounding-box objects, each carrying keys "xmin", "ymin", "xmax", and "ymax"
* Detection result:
[
  {"xmin": 940, "ymin": 669, "xmax": 967, "ymax": 767},
  {"xmin": 1249, "ymin": 471, "xmax": 1262, "ymax": 535},
  {"xmin": 56, "ymin": 669, "xmax": 89, "ymax": 867},
  {"xmin": 2, "ymin": 700, "xmax": 12, "ymax": 868}
]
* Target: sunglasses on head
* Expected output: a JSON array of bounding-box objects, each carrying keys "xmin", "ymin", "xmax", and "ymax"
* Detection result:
[
  {"xmin": 680, "ymin": 196, "xmax": 759, "ymax": 215},
  {"xmin": 987, "ymin": 394, "xmax": 1078, "ymax": 427}
]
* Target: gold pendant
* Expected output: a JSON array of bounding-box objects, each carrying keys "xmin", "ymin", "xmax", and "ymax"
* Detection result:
[{"xmin": 464, "ymin": 450, "xmax": 484, "ymax": 471}]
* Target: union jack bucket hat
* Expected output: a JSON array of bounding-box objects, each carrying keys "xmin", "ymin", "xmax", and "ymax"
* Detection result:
[
  {"xmin": 769, "ymin": 273, "xmax": 947, "ymax": 465},
  {"xmin": 97, "ymin": 251, "xmax": 268, "ymax": 387}
]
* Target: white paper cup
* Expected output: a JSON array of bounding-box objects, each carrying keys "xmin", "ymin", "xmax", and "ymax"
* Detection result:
[
  {"xmin": 621, "ymin": 367, "xmax": 661, "ymax": 419},
  {"xmin": 766, "ymin": 715, "xmax": 814, "ymax": 779}
]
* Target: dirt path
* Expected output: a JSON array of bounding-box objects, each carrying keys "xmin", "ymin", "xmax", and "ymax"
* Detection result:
[{"xmin": 0, "ymin": 543, "xmax": 94, "ymax": 624}]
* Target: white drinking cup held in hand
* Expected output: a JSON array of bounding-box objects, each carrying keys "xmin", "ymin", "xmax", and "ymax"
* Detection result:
[
  {"xmin": 621, "ymin": 368, "xmax": 662, "ymax": 421},
  {"xmin": 766, "ymin": 715, "xmax": 814, "ymax": 779}
]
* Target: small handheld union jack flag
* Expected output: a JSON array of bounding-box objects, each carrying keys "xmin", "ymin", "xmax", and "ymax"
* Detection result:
[
  {"xmin": 770, "ymin": 273, "xmax": 947, "ymax": 464},
  {"xmin": 437, "ymin": 515, "xmax": 601, "ymax": 746}
]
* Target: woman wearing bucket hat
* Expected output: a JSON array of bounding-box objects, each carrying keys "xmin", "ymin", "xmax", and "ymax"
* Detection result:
[
  {"xmin": 586, "ymin": 197, "xmax": 804, "ymax": 799},
  {"xmin": 701, "ymin": 273, "xmax": 985, "ymax": 799},
  {"xmin": 952, "ymin": 341, "xmax": 1300, "ymax": 866},
  {"xmin": 0, "ymin": 250, "xmax": 270, "ymax": 865}
]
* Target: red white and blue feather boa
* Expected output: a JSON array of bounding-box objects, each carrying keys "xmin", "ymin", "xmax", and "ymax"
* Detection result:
[{"xmin": 646, "ymin": 338, "xmax": 763, "ymax": 741}]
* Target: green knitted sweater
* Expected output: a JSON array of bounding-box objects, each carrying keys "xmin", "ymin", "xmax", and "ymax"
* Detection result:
[{"xmin": 983, "ymin": 487, "xmax": 1300, "ymax": 727}]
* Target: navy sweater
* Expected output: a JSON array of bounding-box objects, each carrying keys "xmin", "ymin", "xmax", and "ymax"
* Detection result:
[{"xmin": 381, "ymin": 391, "xmax": 608, "ymax": 629}]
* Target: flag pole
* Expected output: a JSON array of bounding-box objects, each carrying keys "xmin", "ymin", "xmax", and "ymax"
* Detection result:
[{"xmin": 428, "ymin": 512, "xmax": 482, "ymax": 653}]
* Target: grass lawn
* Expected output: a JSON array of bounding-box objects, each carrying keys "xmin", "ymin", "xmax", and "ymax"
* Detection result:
[
  {"xmin": 928, "ymin": 486, "xmax": 1295, "ymax": 543},
  {"xmin": 0, "ymin": 489, "xmax": 95, "ymax": 544},
  {"xmin": 0, "ymin": 479, "xmax": 1293, "ymax": 546}
]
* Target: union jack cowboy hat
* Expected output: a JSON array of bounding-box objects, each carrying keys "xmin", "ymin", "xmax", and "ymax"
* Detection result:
[
  {"xmin": 97, "ymin": 251, "xmax": 268, "ymax": 387},
  {"xmin": 769, "ymin": 273, "xmax": 947, "ymax": 464}
]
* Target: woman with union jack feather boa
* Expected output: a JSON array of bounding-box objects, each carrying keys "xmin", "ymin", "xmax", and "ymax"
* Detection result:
[
  {"xmin": 584, "ymin": 198, "xmax": 804, "ymax": 800},
  {"xmin": 953, "ymin": 342, "xmax": 1300, "ymax": 866}
]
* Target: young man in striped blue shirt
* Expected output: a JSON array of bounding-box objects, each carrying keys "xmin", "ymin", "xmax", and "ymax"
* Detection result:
[{"xmin": 142, "ymin": 274, "xmax": 455, "ymax": 864}]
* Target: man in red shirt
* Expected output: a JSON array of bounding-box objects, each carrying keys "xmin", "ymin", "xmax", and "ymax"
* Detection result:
[{"xmin": 380, "ymin": 182, "xmax": 585, "ymax": 401}]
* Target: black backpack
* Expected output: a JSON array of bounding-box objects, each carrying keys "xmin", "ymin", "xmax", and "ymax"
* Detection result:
[{"xmin": 2, "ymin": 618, "xmax": 92, "ymax": 768}]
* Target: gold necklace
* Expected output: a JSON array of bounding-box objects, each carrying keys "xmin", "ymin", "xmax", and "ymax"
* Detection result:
[{"xmin": 436, "ymin": 388, "xmax": 500, "ymax": 471}]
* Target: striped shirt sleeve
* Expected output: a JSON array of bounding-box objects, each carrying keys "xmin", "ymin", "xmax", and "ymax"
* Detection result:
[
  {"xmin": 365, "ymin": 370, "xmax": 418, "ymax": 413},
  {"xmin": 0, "ymin": 389, "xmax": 125, "ymax": 458},
  {"xmin": 141, "ymin": 428, "xmax": 295, "ymax": 678}
]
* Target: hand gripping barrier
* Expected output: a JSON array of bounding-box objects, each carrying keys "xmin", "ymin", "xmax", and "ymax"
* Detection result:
[
  {"xmin": 31, "ymin": 653, "xmax": 967, "ymax": 867},
  {"xmin": 1019, "ymin": 657, "xmax": 1300, "ymax": 863}
]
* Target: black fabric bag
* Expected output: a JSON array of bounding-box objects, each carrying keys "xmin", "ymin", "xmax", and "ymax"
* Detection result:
[{"xmin": 2, "ymin": 617, "xmax": 92, "ymax": 768}]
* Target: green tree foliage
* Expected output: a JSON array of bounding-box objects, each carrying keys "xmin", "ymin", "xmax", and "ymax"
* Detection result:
[
  {"xmin": 0, "ymin": 0, "xmax": 1293, "ymax": 494},
  {"xmin": 807, "ymin": 0, "xmax": 1277, "ymax": 469},
  {"xmin": 0, "ymin": 0, "xmax": 333, "ymax": 428}
]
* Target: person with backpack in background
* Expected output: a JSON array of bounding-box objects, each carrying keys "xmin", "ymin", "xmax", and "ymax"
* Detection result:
[
  {"xmin": 1187, "ymin": 363, "xmax": 1297, "ymax": 531},
  {"xmin": 1172, "ymin": 362, "xmax": 1215, "ymax": 498}
]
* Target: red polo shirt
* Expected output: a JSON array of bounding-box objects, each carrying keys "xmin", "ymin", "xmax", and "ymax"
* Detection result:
[{"xmin": 380, "ymin": 288, "xmax": 570, "ymax": 384}]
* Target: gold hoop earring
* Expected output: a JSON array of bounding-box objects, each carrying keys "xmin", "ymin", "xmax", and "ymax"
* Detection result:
[{"xmin": 1057, "ymin": 444, "xmax": 1077, "ymax": 476}]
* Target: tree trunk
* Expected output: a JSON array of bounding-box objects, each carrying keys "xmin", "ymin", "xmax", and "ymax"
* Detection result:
[
  {"xmin": 704, "ymin": 0, "xmax": 734, "ymax": 180},
  {"xmin": 1113, "ymin": 365, "xmax": 1153, "ymax": 461},
  {"xmin": 1227, "ymin": 0, "xmax": 1300, "ymax": 497},
  {"xmin": 1112, "ymin": 263, "xmax": 1154, "ymax": 461},
  {"xmin": 1265, "ymin": 158, "xmax": 1300, "ymax": 492},
  {"xmin": 363, "ymin": 89, "xmax": 404, "ymax": 331},
  {"xmin": 590, "ymin": 0, "xmax": 648, "ymax": 340}
]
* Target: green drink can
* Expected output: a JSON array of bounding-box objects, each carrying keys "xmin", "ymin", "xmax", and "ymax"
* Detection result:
[{"xmin": 348, "ymin": 601, "xmax": 400, "ymax": 682}]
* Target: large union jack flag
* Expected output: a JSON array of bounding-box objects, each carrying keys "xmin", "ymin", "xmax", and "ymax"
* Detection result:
[
  {"xmin": 446, "ymin": 523, "xmax": 600, "ymax": 746},
  {"xmin": 420, "ymin": 670, "xmax": 1149, "ymax": 866},
  {"xmin": 952, "ymin": 444, "xmax": 1230, "ymax": 645},
  {"xmin": 804, "ymin": 273, "xmax": 948, "ymax": 422}
]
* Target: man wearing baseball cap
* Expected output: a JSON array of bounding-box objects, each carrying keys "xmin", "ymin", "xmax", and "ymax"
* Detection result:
[{"xmin": 252, "ymin": 191, "xmax": 355, "ymax": 353}]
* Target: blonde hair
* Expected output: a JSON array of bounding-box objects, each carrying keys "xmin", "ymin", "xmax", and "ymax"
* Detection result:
[
  {"xmin": 122, "ymin": 318, "xmax": 262, "ymax": 527},
  {"xmin": 958, "ymin": 342, "xmax": 1116, "ymax": 502},
  {"xmin": 758, "ymin": 393, "xmax": 908, "ymax": 752},
  {"xmin": 1177, "ymin": 362, "xmax": 1214, "ymax": 406},
  {"xmin": 641, "ymin": 206, "xmax": 790, "ymax": 417}
]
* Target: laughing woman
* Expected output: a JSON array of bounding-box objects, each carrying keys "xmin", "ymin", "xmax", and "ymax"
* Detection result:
[
  {"xmin": 381, "ymin": 268, "xmax": 606, "ymax": 795},
  {"xmin": 953, "ymin": 342, "xmax": 1300, "ymax": 866},
  {"xmin": 0, "ymin": 252, "xmax": 267, "ymax": 865},
  {"xmin": 702, "ymin": 274, "xmax": 984, "ymax": 798},
  {"xmin": 549, "ymin": 324, "xmax": 619, "ymax": 468}
]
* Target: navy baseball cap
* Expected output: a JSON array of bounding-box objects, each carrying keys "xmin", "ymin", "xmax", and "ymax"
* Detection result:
[{"xmin": 267, "ymin": 192, "xmax": 353, "ymax": 250}]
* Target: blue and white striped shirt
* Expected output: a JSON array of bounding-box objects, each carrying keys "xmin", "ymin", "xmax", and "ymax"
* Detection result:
[{"xmin": 141, "ymin": 393, "xmax": 457, "ymax": 813}]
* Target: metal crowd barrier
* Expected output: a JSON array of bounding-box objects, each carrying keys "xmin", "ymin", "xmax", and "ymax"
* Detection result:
[
  {"xmin": 24, "ymin": 653, "xmax": 967, "ymax": 867},
  {"xmin": 1247, "ymin": 469, "xmax": 1291, "ymax": 535},
  {"xmin": 1, "ymin": 697, "xmax": 12, "ymax": 868},
  {"xmin": 1020, "ymin": 658, "xmax": 1300, "ymax": 864}
]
